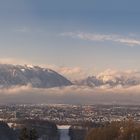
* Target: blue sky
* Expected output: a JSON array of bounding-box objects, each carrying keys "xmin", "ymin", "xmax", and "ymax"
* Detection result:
[{"xmin": 0, "ymin": 0, "xmax": 140, "ymax": 76}]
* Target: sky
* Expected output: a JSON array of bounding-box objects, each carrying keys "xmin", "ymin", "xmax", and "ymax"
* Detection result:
[
  {"xmin": 0, "ymin": 0, "xmax": 140, "ymax": 78},
  {"xmin": 0, "ymin": 0, "xmax": 140, "ymax": 104}
]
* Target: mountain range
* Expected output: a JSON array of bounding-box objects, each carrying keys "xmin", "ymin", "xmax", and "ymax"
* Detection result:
[
  {"xmin": 0, "ymin": 64, "xmax": 140, "ymax": 89},
  {"xmin": 75, "ymin": 71, "xmax": 140, "ymax": 88},
  {"xmin": 0, "ymin": 64, "xmax": 72, "ymax": 88}
]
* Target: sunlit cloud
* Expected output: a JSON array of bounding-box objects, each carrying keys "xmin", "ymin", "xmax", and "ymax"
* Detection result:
[
  {"xmin": 61, "ymin": 32, "xmax": 140, "ymax": 47},
  {"xmin": 0, "ymin": 58, "xmax": 29, "ymax": 65},
  {"xmin": 41, "ymin": 64, "xmax": 87, "ymax": 80},
  {"xmin": 76, "ymin": 69, "xmax": 140, "ymax": 88},
  {"xmin": 56, "ymin": 67, "xmax": 87, "ymax": 80}
]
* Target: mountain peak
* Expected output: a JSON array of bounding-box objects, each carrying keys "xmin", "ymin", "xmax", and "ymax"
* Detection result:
[{"xmin": 0, "ymin": 64, "xmax": 72, "ymax": 88}]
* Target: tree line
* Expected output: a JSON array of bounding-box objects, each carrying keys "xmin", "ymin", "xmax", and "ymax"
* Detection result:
[{"xmin": 86, "ymin": 120, "xmax": 140, "ymax": 140}]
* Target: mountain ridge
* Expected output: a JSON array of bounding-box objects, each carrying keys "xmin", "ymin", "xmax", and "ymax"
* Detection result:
[
  {"xmin": 74, "ymin": 72, "xmax": 140, "ymax": 88},
  {"xmin": 0, "ymin": 64, "xmax": 72, "ymax": 88}
]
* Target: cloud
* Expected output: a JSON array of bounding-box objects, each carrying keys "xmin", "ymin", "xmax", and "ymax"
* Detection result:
[
  {"xmin": 0, "ymin": 58, "xmax": 16, "ymax": 64},
  {"xmin": 0, "ymin": 84, "xmax": 140, "ymax": 104},
  {"xmin": 61, "ymin": 32, "xmax": 140, "ymax": 47},
  {"xmin": 0, "ymin": 58, "xmax": 32, "ymax": 65},
  {"xmin": 98, "ymin": 69, "xmax": 140, "ymax": 82},
  {"xmin": 41, "ymin": 64, "xmax": 87, "ymax": 80},
  {"xmin": 76, "ymin": 69, "xmax": 140, "ymax": 88},
  {"xmin": 57, "ymin": 67, "xmax": 87, "ymax": 80},
  {"xmin": 97, "ymin": 69, "xmax": 140, "ymax": 80},
  {"xmin": 59, "ymin": 67, "xmax": 82, "ymax": 75}
]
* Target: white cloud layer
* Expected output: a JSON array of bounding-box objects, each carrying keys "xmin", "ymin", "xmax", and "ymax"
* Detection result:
[
  {"xmin": 61, "ymin": 32, "xmax": 140, "ymax": 47},
  {"xmin": 0, "ymin": 84, "xmax": 140, "ymax": 105}
]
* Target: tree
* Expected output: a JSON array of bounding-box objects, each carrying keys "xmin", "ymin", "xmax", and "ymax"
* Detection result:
[
  {"xmin": 29, "ymin": 128, "xmax": 39, "ymax": 140},
  {"xmin": 19, "ymin": 127, "xmax": 39, "ymax": 140},
  {"xmin": 19, "ymin": 128, "xmax": 29, "ymax": 140},
  {"xmin": 86, "ymin": 120, "xmax": 140, "ymax": 140}
]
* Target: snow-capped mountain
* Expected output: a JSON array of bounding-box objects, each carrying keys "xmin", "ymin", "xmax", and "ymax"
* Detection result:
[
  {"xmin": 0, "ymin": 64, "xmax": 72, "ymax": 88},
  {"xmin": 75, "ymin": 70, "xmax": 140, "ymax": 88}
]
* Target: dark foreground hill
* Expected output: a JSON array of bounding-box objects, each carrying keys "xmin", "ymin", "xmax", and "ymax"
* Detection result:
[{"xmin": 0, "ymin": 121, "xmax": 16, "ymax": 140}]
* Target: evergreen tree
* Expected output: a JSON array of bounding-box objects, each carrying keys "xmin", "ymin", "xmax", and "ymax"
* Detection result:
[
  {"xmin": 19, "ymin": 128, "xmax": 29, "ymax": 140},
  {"xmin": 29, "ymin": 128, "xmax": 39, "ymax": 140}
]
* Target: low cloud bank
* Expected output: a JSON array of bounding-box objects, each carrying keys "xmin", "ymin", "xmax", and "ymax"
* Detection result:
[{"xmin": 0, "ymin": 85, "xmax": 140, "ymax": 105}]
